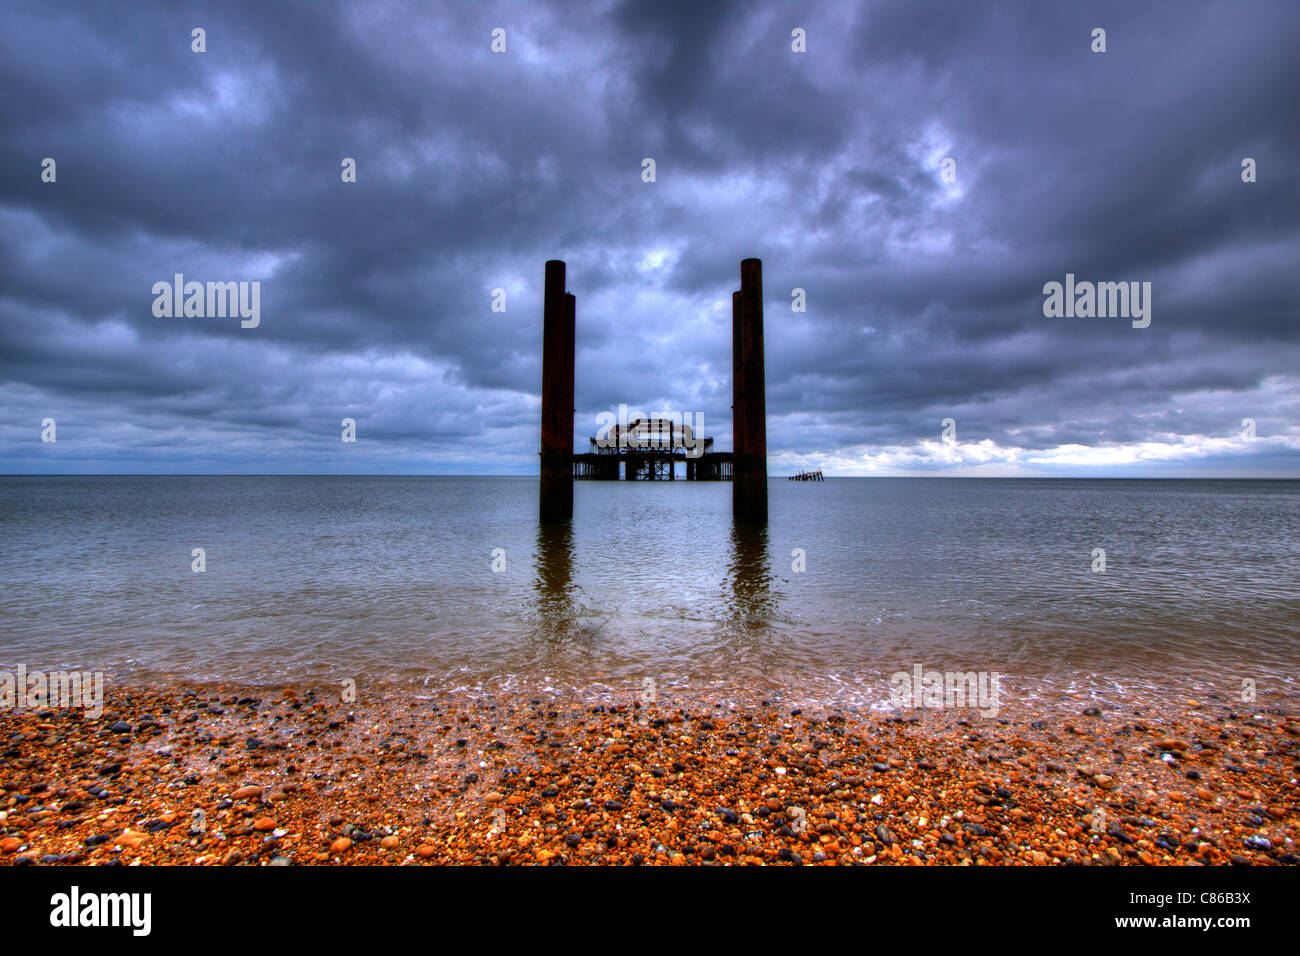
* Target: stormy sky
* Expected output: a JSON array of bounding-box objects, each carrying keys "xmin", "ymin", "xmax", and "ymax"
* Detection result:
[{"xmin": 2, "ymin": 0, "xmax": 1297, "ymax": 476}]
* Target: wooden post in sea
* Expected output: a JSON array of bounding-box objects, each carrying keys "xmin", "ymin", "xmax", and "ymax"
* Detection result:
[
  {"xmin": 733, "ymin": 258, "xmax": 768, "ymax": 523},
  {"xmin": 540, "ymin": 260, "xmax": 574, "ymax": 522}
]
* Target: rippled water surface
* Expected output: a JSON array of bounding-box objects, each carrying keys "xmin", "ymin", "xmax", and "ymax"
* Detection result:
[{"xmin": 1, "ymin": 477, "xmax": 1296, "ymax": 702}]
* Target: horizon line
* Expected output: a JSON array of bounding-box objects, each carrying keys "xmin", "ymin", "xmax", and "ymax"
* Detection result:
[{"xmin": 1, "ymin": 473, "xmax": 1297, "ymax": 481}]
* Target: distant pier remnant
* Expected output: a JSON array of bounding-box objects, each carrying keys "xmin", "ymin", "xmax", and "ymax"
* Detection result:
[
  {"xmin": 732, "ymin": 258, "xmax": 768, "ymax": 523},
  {"xmin": 539, "ymin": 259, "xmax": 575, "ymax": 522}
]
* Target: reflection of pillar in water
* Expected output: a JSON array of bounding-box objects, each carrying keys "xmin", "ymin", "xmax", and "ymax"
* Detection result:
[
  {"xmin": 533, "ymin": 520, "xmax": 575, "ymax": 625},
  {"xmin": 726, "ymin": 523, "xmax": 777, "ymax": 626}
]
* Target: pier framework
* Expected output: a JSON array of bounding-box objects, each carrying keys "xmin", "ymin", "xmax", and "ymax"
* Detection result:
[
  {"xmin": 572, "ymin": 418, "xmax": 733, "ymax": 482},
  {"xmin": 539, "ymin": 259, "xmax": 766, "ymax": 522}
]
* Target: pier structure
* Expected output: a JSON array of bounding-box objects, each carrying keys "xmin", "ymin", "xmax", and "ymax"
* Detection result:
[
  {"xmin": 539, "ymin": 258, "xmax": 767, "ymax": 522},
  {"xmin": 572, "ymin": 418, "xmax": 733, "ymax": 481}
]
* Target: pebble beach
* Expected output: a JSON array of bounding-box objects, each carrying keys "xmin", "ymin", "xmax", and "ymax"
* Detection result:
[{"xmin": 2, "ymin": 682, "xmax": 1297, "ymax": 866}]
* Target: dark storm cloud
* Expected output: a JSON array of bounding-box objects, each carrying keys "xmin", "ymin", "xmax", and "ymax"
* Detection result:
[{"xmin": 1, "ymin": 0, "xmax": 1297, "ymax": 475}]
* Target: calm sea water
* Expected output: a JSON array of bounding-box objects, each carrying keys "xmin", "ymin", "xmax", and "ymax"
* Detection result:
[{"xmin": 0, "ymin": 477, "xmax": 1296, "ymax": 704}]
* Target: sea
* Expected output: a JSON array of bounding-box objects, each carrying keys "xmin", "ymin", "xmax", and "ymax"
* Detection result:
[{"xmin": 1, "ymin": 476, "xmax": 1296, "ymax": 709}]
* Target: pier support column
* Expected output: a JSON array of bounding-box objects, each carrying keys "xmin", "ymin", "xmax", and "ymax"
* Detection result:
[
  {"xmin": 562, "ymin": 291, "xmax": 575, "ymax": 482},
  {"xmin": 731, "ymin": 290, "xmax": 745, "ymax": 514},
  {"xmin": 540, "ymin": 260, "xmax": 574, "ymax": 522},
  {"xmin": 733, "ymin": 258, "xmax": 767, "ymax": 523}
]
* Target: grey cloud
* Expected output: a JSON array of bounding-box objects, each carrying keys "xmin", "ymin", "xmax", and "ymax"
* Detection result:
[{"xmin": 1, "ymin": 0, "xmax": 1297, "ymax": 475}]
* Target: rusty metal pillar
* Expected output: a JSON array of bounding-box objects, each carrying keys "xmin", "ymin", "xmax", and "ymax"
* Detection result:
[
  {"xmin": 561, "ymin": 292, "xmax": 575, "ymax": 480},
  {"xmin": 734, "ymin": 258, "xmax": 767, "ymax": 523},
  {"xmin": 540, "ymin": 260, "xmax": 573, "ymax": 522},
  {"xmin": 730, "ymin": 290, "xmax": 745, "ymax": 513}
]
